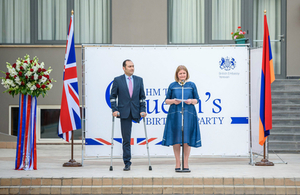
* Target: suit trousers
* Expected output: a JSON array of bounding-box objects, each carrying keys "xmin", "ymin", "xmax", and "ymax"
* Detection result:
[{"xmin": 120, "ymin": 113, "xmax": 133, "ymax": 166}]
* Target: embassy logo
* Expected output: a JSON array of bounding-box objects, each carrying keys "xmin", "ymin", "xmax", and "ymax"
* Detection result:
[
  {"xmin": 219, "ymin": 56, "xmax": 236, "ymax": 71},
  {"xmin": 218, "ymin": 57, "xmax": 240, "ymax": 79}
]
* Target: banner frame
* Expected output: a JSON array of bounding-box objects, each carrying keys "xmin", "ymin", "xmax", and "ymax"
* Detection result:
[{"xmin": 80, "ymin": 44, "xmax": 256, "ymax": 166}]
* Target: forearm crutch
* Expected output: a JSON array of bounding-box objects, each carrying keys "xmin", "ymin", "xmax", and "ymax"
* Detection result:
[
  {"xmin": 142, "ymin": 114, "xmax": 152, "ymax": 171},
  {"xmin": 109, "ymin": 115, "xmax": 115, "ymax": 171}
]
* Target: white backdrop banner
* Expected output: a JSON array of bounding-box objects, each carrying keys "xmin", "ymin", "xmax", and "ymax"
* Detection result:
[{"xmin": 83, "ymin": 46, "xmax": 250, "ymax": 157}]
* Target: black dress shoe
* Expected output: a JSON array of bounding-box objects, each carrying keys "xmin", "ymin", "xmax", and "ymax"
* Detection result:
[
  {"xmin": 123, "ymin": 165, "xmax": 130, "ymax": 171},
  {"xmin": 175, "ymin": 168, "xmax": 181, "ymax": 172}
]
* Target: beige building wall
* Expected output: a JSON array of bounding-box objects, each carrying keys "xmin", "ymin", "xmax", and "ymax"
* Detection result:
[
  {"xmin": 112, "ymin": 0, "xmax": 167, "ymax": 44},
  {"xmin": 286, "ymin": 0, "xmax": 300, "ymax": 76}
]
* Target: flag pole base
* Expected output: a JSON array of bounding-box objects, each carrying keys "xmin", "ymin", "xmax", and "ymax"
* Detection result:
[
  {"xmin": 63, "ymin": 159, "xmax": 82, "ymax": 167},
  {"xmin": 255, "ymin": 159, "xmax": 274, "ymax": 166}
]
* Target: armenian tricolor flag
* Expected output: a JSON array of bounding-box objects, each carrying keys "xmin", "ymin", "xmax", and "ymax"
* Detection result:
[{"xmin": 259, "ymin": 14, "xmax": 275, "ymax": 146}]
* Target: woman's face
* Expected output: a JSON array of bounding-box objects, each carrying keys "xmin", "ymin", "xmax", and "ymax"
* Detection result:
[{"xmin": 177, "ymin": 69, "xmax": 187, "ymax": 81}]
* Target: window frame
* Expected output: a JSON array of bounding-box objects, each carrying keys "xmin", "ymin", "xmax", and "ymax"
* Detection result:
[
  {"xmin": 8, "ymin": 105, "xmax": 18, "ymax": 136},
  {"xmin": 9, "ymin": 105, "xmax": 83, "ymax": 144},
  {"xmin": 207, "ymin": 0, "xmax": 247, "ymax": 44},
  {"xmin": 167, "ymin": 0, "xmax": 248, "ymax": 44},
  {"xmin": 32, "ymin": 0, "xmax": 72, "ymax": 45}
]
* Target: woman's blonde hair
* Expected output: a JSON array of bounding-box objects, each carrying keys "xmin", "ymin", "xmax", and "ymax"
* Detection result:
[{"xmin": 175, "ymin": 65, "xmax": 190, "ymax": 82}]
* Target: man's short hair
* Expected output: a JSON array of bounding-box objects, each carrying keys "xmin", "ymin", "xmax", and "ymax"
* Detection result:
[{"xmin": 123, "ymin": 59, "xmax": 132, "ymax": 67}]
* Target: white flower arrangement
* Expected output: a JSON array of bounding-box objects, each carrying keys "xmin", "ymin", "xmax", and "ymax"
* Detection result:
[{"xmin": 1, "ymin": 54, "xmax": 55, "ymax": 97}]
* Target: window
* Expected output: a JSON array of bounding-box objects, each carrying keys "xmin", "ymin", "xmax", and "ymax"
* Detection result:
[
  {"xmin": 10, "ymin": 105, "xmax": 83, "ymax": 143},
  {"xmin": 37, "ymin": 0, "xmax": 67, "ymax": 41},
  {"xmin": 253, "ymin": 0, "xmax": 282, "ymax": 75},
  {"xmin": 0, "ymin": 0, "xmax": 111, "ymax": 44},
  {"xmin": 212, "ymin": 0, "xmax": 241, "ymax": 40},
  {"xmin": 168, "ymin": 0, "xmax": 242, "ymax": 44},
  {"xmin": 0, "ymin": 0, "xmax": 31, "ymax": 44},
  {"xmin": 10, "ymin": 106, "xmax": 19, "ymax": 136},
  {"xmin": 168, "ymin": 0, "xmax": 205, "ymax": 44},
  {"xmin": 74, "ymin": 0, "xmax": 111, "ymax": 44}
]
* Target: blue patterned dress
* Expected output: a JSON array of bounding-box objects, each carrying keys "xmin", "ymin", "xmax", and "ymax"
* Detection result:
[{"xmin": 162, "ymin": 81, "xmax": 202, "ymax": 148}]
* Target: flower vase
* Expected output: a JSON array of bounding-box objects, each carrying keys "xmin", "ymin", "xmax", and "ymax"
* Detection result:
[
  {"xmin": 235, "ymin": 38, "xmax": 247, "ymax": 46},
  {"xmin": 15, "ymin": 94, "xmax": 37, "ymax": 170}
]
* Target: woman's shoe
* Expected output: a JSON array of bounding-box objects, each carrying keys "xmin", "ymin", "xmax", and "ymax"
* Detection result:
[
  {"xmin": 183, "ymin": 168, "xmax": 191, "ymax": 172},
  {"xmin": 175, "ymin": 168, "xmax": 180, "ymax": 171}
]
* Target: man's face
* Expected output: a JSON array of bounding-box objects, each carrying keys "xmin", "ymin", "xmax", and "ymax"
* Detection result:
[{"xmin": 123, "ymin": 61, "xmax": 134, "ymax": 76}]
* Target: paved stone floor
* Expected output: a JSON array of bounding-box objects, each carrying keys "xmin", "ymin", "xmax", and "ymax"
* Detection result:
[{"xmin": 0, "ymin": 145, "xmax": 299, "ymax": 179}]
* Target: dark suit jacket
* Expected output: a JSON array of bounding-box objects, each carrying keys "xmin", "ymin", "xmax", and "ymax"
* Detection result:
[{"xmin": 110, "ymin": 74, "xmax": 146, "ymax": 122}]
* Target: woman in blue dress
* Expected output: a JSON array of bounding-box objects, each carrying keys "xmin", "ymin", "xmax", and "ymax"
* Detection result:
[{"xmin": 162, "ymin": 65, "xmax": 201, "ymax": 171}]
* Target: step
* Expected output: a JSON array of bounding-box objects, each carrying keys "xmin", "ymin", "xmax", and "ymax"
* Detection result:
[
  {"xmin": 271, "ymin": 126, "xmax": 300, "ymax": 134},
  {"xmin": 272, "ymin": 107, "xmax": 300, "ymax": 112},
  {"xmin": 272, "ymin": 84, "xmax": 300, "ymax": 91},
  {"xmin": 273, "ymin": 118, "xmax": 300, "ymax": 126},
  {"xmin": 272, "ymin": 96, "xmax": 300, "ymax": 100},
  {"xmin": 268, "ymin": 149, "xmax": 300, "ymax": 154},
  {"xmin": 1, "ymin": 185, "xmax": 300, "ymax": 194},
  {"xmin": 272, "ymin": 111, "xmax": 300, "ymax": 118},
  {"xmin": 272, "ymin": 91, "xmax": 300, "ymax": 96},
  {"xmin": 268, "ymin": 141, "xmax": 300, "ymax": 150},
  {"xmin": 272, "ymin": 104, "xmax": 300, "ymax": 112},
  {"xmin": 272, "ymin": 95, "xmax": 300, "ymax": 100},
  {"xmin": 272, "ymin": 98, "xmax": 300, "ymax": 104},
  {"xmin": 0, "ymin": 177, "xmax": 299, "ymax": 194},
  {"xmin": 272, "ymin": 79, "xmax": 300, "ymax": 85},
  {"xmin": 272, "ymin": 93, "xmax": 300, "ymax": 99},
  {"xmin": 268, "ymin": 133, "xmax": 300, "ymax": 142},
  {"xmin": 271, "ymin": 80, "xmax": 300, "ymax": 87}
]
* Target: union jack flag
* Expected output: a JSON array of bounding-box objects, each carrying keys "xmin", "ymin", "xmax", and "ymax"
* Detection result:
[{"xmin": 58, "ymin": 14, "xmax": 81, "ymax": 142}]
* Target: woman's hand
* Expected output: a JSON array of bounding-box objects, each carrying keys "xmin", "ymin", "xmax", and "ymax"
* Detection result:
[
  {"xmin": 173, "ymin": 99, "xmax": 181, "ymax": 105},
  {"xmin": 184, "ymin": 99, "xmax": 194, "ymax": 105},
  {"xmin": 165, "ymin": 99, "xmax": 181, "ymax": 105}
]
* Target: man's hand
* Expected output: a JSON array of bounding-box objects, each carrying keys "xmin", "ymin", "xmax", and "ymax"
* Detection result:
[
  {"xmin": 140, "ymin": 112, "xmax": 147, "ymax": 118},
  {"xmin": 112, "ymin": 111, "xmax": 120, "ymax": 117}
]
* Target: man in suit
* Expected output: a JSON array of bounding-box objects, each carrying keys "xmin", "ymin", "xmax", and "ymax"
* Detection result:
[{"xmin": 110, "ymin": 59, "xmax": 147, "ymax": 171}]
